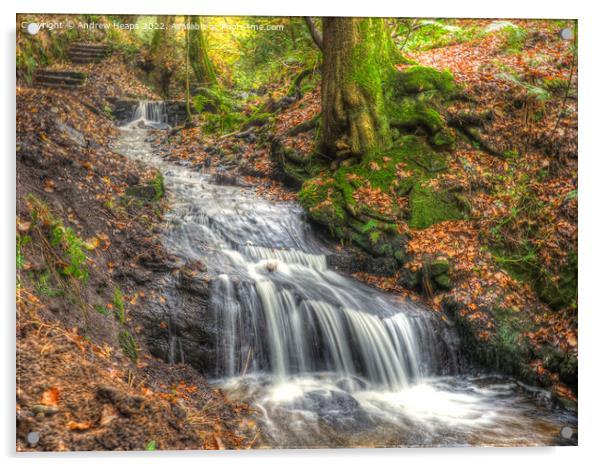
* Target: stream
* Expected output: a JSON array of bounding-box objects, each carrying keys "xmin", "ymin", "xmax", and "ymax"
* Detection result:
[{"xmin": 114, "ymin": 102, "xmax": 576, "ymax": 448}]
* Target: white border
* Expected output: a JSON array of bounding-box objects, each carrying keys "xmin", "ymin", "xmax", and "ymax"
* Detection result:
[{"xmin": 3, "ymin": 1, "xmax": 600, "ymax": 465}]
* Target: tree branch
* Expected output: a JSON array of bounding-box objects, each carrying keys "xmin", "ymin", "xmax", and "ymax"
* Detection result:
[{"xmin": 304, "ymin": 17, "xmax": 323, "ymax": 51}]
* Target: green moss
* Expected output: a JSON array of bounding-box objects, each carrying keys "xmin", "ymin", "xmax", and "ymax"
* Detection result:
[
  {"xmin": 408, "ymin": 184, "xmax": 464, "ymax": 229},
  {"xmin": 394, "ymin": 66, "xmax": 456, "ymax": 95},
  {"xmin": 151, "ymin": 173, "xmax": 165, "ymax": 201},
  {"xmin": 454, "ymin": 305, "xmax": 536, "ymax": 383},
  {"xmin": 49, "ymin": 224, "xmax": 88, "ymax": 281},
  {"xmin": 16, "ymin": 233, "xmax": 31, "ymax": 270},
  {"xmin": 242, "ymin": 112, "xmax": 272, "ymax": 128},
  {"xmin": 346, "ymin": 19, "xmax": 400, "ymax": 153},
  {"xmin": 431, "ymin": 128, "xmax": 456, "ymax": 147},
  {"xmin": 118, "ymin": 329, "xmax": 138, "ymax": 364},
  {"xmin": 429, "ymin": 258, "xmax": 450, "ymax": 277},
  {"xmin": 389, "ymin": 98, "xmax": 445, "ymax": 133},
  {"xmin": 298, "ymin": 178, "xmax": 348, "ymax": 227},
  {"xmin": 535, "ymin": 250, "xmax": 577, "ymax": 310},
  {"xmin": 112, "ymin": 287, "xmax": 126, "ymax": 324}
]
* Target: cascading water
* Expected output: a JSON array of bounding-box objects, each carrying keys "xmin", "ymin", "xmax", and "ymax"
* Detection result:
[
  {"xmin": 114, "ymin": 108, "xmax": 577, "ymax": 448},
  {"xmin": 127, "ymin": 100, "xmax": 169, "ymax": 129}
]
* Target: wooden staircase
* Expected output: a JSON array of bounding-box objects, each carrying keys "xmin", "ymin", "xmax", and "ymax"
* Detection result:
[
  {"xmin": 33, "ymin": 70, "xmax": 87, "ymax": 89},
  {"xmin": 67, "ymin": 42, "xmax": 110, "ymax": 64}
]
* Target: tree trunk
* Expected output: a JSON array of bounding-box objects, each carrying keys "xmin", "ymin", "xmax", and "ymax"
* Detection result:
[
  {"xmin": 151, "ymin": 16, "xmax": 175, "ymax": 98},
  {"xmin": 188, "ymin": 16, "xmax": 217, "ymax": 86},
  {"xmin": 185, "ymin": 18, "xmax": 192, "ymax": 123},
  {"xmin": 320, "ymin": 18, "xmax": 399, "ymax": 158},
  {"xmin": 304, "ymin": 17, "xmax": 323, "ymax": 51}
]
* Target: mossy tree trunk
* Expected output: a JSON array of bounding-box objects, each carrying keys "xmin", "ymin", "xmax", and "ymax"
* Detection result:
[
  {"xmin": 320, "ymin": 18, "xmax": 401, "ymax": 158},
  {"xmin": 150, "ymin": 16, "xmax": 175, "ymax": 98},
  {"xmin": 188, "ymin": 16, "xmax": 217, "ymax": 86},
  {"xmin": 184, "ymin": 18, "xmax": 192, "ymax": 122}
]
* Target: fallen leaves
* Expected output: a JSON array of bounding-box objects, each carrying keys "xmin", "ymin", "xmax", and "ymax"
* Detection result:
[
  {"xmin": 66, "ymin": 420, "xmax": 92, "ymax": 431},
  {"xmin": 41, "ymin": 387, "xmax": 60, "ymax": 406}
]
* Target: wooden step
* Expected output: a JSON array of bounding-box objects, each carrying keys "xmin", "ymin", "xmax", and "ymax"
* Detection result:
[
  {"xmin": 67, "ymin": 54, "xmax": 106, "ymax": 64},
  {"xmin": 69, "ymin": 42, "xmax": 109, "ymax": 51},
  {"xmin": 33, "ymin": 69, "xmax": 87, "ymax": 89},
  {"xmin": 66, "ymin": 43, "xmax": 110, "ymax": 63},
  {"xmin": 34, "ymin": 70, "xmax": 87, "ymax": 80}
]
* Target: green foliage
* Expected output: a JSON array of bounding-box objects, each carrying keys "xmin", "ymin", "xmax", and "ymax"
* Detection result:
[
  {"xmin": 565, "ymin": 189, "xmax": 578, "ymax": 201},
  {"xmin": 133, "ymin": 16, "xmax": 159, "ymax": 44},
  {"xmin": 35, "ymin": 270, "xmax": 63, "ymax": 298},
  {"xmin": 394, "ymin": 66, "xmax": 456, "ymax": 95},
  {"xmin": 145, "ymin": 440, "xmax": 157, "ymax": 451},
  {"xmin": 94, "ymin": 304, "xmax": 109, "ymax": 316},
  {"xmin": 496, "ymin": 72, "xmax": 551, "ymax": 102},
  {"xmin": 16, "ymin": 234, "xmax": 31, "ymax": 269},
  {"xmin": 49, "ymin": 224, "xmax": 89, "ymax": 281},
  {"xmin": 16, "ymin": 17, "xmax": 79, "ymax": 82},
  {"xmin": 118, "ymin": 329, "xmax": 138, "ymax": 363},
  {"xmin": 488, "ymin": 178, "xmax": 577, "ymax": 310},
  {"xmin": 501, "ymin": 149, "xmax": 520, "ymax": 160},
  {"xmin": 113, "ymin": 287, "xmax": 126, "ymax": 324},
  {"xmin": 151, "ymin": 173, "xmax": 165, "ymax": 201},
  {"xmin": 193, "ymin": 86, "xmax": 248, "ymax": 134},
  {"xmin": 232, "ymin": 17, "xmax": 320, "ymax": 90},
  {"xmin": 395, "ymin": 19, "xmax": 485, "ymax": 53},
  {"xmin": 408, "ymin": 184, "xmax": 464, "ymax": 229},
  {"xmin": 542, "ymin": 77, "xmax": 570, "ymax": 94},
  {"xmin": 499, "ymin": 23, "xmax": 528, "ymax": 53}
]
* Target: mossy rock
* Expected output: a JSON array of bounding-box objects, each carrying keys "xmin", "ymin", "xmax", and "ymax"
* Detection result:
[
  {"xmin": 494, "ymin": 246, "xmax": 577, "ymax": 311},
  {"xmin": 433, "ymin": 273, "xmax": 452, "ymax": 290},
  {"xmin": 451, "ymin": 305, "xmax": 537, "ymax": 384},
  {"xmin": 559, "ymin": 353, "xmax": 578, "ymax": 386},
  {"xmin": 408, "ymin": 184, "xmax": 464, "ymax": 229},
  {"xmin": 298, "ymin": 178, "xmax": 348, "ymax": 227},
  {"xmin": 535, "ymin": 251, "xmax": 577, "ymax": 310},
  {"xmin": 430, "ymin": 128, "xmax": 456, "ymax": 147},
  {"xmin": 282, "ymin": 160, "xmax": 311, "ymax": 189},
  {"xmin": 389, "ymin": 98, "xmax": 445, "ymax": 133},
  {"xmin": 394, "ymin": 66, "xmax": 456, "ymax": 96},
  {"xmin": 429, "ymin": 258, "xmax": 450, "ymax": 277}
]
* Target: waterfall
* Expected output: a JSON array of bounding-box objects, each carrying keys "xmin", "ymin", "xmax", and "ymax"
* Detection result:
[
  {"xmin": 113, "ymin": 117, "xmax": 577, "ymax": 448},
  {"xmin": 128, "ymin": 100, "xmax": 169, "ymax": 128},
  {"xmin": 210, "ymin": 241, "xmax": 456, "ymax": 389}
]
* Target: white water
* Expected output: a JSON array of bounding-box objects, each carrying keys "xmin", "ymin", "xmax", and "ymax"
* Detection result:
[
  {"xmin": 126, "ymin": 100, "xmax": 169, "ymax": 130},
  {"xmin": 114, "ymin": 105, "xmax": 577, "ymax": 448}
]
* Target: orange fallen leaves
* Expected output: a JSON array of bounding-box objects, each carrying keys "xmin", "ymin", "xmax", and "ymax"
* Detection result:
[
  {"xmin": 67, "ymin": 420, "xmax": 93, "ymax": 431},
  {"xmin": 41, "ymin": 387, "xmax": 60, "ymax": 406}
]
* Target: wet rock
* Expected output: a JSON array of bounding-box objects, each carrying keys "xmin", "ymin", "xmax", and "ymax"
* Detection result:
[
  {"xmin": 137, "ymin": 272, "xmax": 219, "ymax": 374},
  {"xmin": 116, "ymin": 267, "xmax": 153, "ymax": 285},
  {"xmin": 125, "ymin": 185, "xmax": 157, "ymax": 201},
  {"xmin": 137, "ymin": 249, "xmax": 176, "ymax": 271},
  {"xmin": 211, "ymin": 168, "xmax": 239, "ymax": 186},
  {"xmin": 125, "ymin": 172, "xmax": 141, "ymax": 186},
  {"xmin": 292, "ymin": 390, "xmax": 373, "ymax": 431},
  {"xmin": 335, "ymin": 376, "xmax": 368, "ymax": 392},
  {"xmin": 18, "ymin": 147, "xmax": 48, "ymax": 169},
  {"xmin": 265, "ymin": 261, "xmax": 279, "ymax": 272},
  {"xmin": 327, "ymin": 251, "xmax": 398, "ymax": 277},
  {"xmin": 31, "ymin": 404, "xmax": 60, "ymax": 416},
  {"xmin": 177, "ymin": 263, "xmax": 210, "ymax": 294},
  {"xmin": 55, "ymin": 121, "xmax": 87, "ymax": 147}
]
